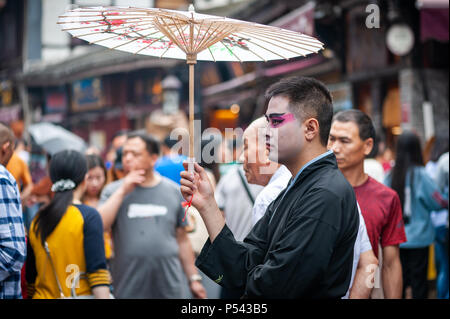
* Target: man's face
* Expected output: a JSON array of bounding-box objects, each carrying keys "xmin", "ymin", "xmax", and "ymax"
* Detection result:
[
  {"xmin": 112, "ymin": 135, "xmax": 127, "ymax": 150},
  {"xmin": 122, "ymin": 137, "xmax": 156, "ymax": 173},
  {"xmin": 240, "ymin": 127, "xmax": 273, "ymax": 185},
  {"xmin": 328, "ymin": 121, "xmax": 373, "ymax": 171},
  {"xmin": 265, "ymin": 96, "xmax": 304, "ymax": 164}
]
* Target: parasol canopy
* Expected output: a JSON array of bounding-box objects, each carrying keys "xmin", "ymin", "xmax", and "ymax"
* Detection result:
[
  {"xmin": 58, "ymin": 5, "xmax": 324, "ymax": 171},
  {"xmin": 57, "ymin": 5, "xmax": 324, "ymax": 63}
]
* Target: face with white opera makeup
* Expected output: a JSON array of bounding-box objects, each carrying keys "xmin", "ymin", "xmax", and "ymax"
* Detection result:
[{"xmin": 265, "ymin": 95, "xmax": 306, "ymax": 166}]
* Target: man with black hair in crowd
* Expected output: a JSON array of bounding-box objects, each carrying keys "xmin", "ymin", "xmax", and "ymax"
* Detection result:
[
  {"xmin": 98, "ymin": 131, "xmax": 206, "ymax": 299},
  {"xmin": 328, "ymin": 109, "xmax": 406, "ymax": 298}
]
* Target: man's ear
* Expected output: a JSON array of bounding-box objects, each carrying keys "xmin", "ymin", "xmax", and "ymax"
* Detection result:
[
  {"xmin": 150, "ymin": 153, "xmax": 159, "ymax": 165},
  {"xmin": 363, "ymin": 138, "xmax": 374, "ymax": 156},
  {"xmin": 304, "ymin": 118, "xmax": 320, "ymax": 142},
  {"xmin": 1, "ymin": 141, "xmax": 10, "ymax": 153}
]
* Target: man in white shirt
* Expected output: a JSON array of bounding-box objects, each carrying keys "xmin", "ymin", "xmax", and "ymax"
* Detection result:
[
  {"xmin": 239, "ymin": 117, "xmax": 292, "ymax": 226},
  {"xmin": 241, "ymin": 117, "xmax": 378, "ymax": 298}
]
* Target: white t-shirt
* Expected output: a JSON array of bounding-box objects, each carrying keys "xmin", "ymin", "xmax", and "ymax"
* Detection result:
[
  {"xmin": 251, "ymin": 165, "xmax": 292, "ymax": 226},
  {"xmin": 215, "ymin": 165, "xmax": 263, "ymax": 241},
  {"xmin": 364, "ymin": 158, "xmax": 385, "ymax": 183},
  {"xmin": 342, "ymin": 202, "xmax": 372, "ymax": 299}
]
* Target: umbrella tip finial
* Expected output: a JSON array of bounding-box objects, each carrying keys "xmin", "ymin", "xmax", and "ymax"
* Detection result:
[{"xmin": 188, "ymin": 4, "xmax": 195, "ymax": 12}]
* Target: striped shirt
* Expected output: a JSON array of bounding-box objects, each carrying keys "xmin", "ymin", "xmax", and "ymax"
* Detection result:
[{"xmin": 0, "ymin": 164, "xmax": 26, "ymax": 299}]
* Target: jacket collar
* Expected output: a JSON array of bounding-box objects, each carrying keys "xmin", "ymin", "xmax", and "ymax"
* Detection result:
[{"xmin": 290, "ymin": 151, "xmax": 337, "ymax": 188}]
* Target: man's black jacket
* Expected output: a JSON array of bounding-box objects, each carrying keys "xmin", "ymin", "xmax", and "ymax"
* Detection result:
[{"xmin": 196, "ymin": 152, "xmax": 359, "ymax": 298}]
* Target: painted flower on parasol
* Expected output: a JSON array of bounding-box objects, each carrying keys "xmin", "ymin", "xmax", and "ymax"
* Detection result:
[{"xmin": 57, "ymin": 4, "xmax": 324, "ymax": 172}]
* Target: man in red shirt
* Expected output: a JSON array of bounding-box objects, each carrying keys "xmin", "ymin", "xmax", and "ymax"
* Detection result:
[{"xmin": 328, "ymin": 109, "xmax": 406, "ymax": 299}]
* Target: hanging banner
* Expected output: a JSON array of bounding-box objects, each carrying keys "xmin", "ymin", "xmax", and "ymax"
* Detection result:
[{"xmin": 45, "ymin": 87, "xmax": 67, "ymax": 113}]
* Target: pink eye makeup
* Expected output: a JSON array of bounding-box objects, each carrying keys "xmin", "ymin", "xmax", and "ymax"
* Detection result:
[{"xmin": 265, "ymin": 112, "xmax": 296, "ymax": 128}]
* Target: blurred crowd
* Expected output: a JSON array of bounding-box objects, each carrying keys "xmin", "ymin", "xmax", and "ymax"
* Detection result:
[{"xmin": 0, "ymin": 78, "xmax": 448, "ymax": 300}]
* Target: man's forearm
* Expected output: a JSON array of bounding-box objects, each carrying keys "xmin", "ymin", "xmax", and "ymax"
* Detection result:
[
  {"xmin": 97, "ymin": 187, "xmax": 126, "ymax": 231},
  {"xmin": 21, "ymin": 183, "xmax": 33, "ymax": 201},
  {"xmin": 198, "ymin": 199, "xmax": 226, "ymax": 242},
  {"xmin": 349, "ymin": 267, "xmax": 375, "ymax": 298},
  {"xmin": 178, "ymin": 232, "xmax": 198, "ymax": 278},
  {"xmin": 349, "ymin": 250, "xmax": 378, "ymax": 299},
  {"xmin": 382, "ymin": 261, "xmax": 403, "ymax": 298},
  {"xmin": 92, "ymin": 285, "xmax": 111, "ymax": 299}
]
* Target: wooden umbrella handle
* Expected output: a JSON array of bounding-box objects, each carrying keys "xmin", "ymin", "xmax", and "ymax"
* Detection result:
[{"xmin": 187, "ymin": 54, "xmax": 197, "ymax": 173}]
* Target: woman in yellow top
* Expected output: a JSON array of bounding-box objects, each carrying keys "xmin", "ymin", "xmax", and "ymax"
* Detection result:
[
  {"xmin": 25, "ymin": 150, "xmax": 111, "ymax": 299},
  {"xmin": 83, "ymin": 154, "xmax": 113, "ymax": 260}
]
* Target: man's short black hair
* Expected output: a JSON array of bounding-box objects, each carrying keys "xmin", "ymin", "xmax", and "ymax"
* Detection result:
[
  {"xmin": 163, "ymin": 135, "xmax": 179, "ymax": 149},
  {"xmin": 332, "ymin": 109, "xmax": 376, "ymax": 142},
  {"xmin": 113, "ymin": 129, "xmax": 130, "ymax": 139},
  {"xmin": 265, "ymin": 76, "xmax": 334, "ymax": 146},
  {"xmin": 127, "ymin": 131, "xmax": 160, "ymax": 155}
]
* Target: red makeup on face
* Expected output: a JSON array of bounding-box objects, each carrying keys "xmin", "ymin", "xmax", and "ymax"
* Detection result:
[{"xmin": 265, "ymin": 112, "xmax": 296, "ymax": 128}]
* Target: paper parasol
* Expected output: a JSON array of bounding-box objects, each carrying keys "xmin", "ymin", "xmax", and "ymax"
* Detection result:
[{"xmin": 58, "ymin": 5, "xmax": 324, "ymax": 171}]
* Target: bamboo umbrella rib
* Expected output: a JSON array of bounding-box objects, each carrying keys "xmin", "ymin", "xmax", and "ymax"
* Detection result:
[
  {"xmin": 193, "ymin": 21, "xmax": 205, "ymax": 52},
  {"xmin": 220, "ymin": 41, "xmax": 242, "ymax": 62},
  {"xmin": 157, "ymin": 18, "xmax": 187, "ymax": 52},
  {"xmin": 207, "ymin": 47, "xmax": 216, "ymax": 62},
  {"xmin": 239, "ymin": 27, "xmax": 323, "ymax": 48},
  {"xmin": 181, "ymin": 24, "xmax": 193, "ymax": 52},
  {"xmin": 237, "ymin": 23, "xmax": 307, "ymax": 38},
  {"xmin": 237, "ymin": 31, "xmax": 307, "ymax": 55},
  {"xmin": 244, "ymin": 46, "xmax": 267, "ymax": 62},
  {"xmin": 196, "ymin": 22, "xmax": 236, "ymax": 51},
  {"xmin": 178, "ymin": 23, "xmax": 192, "ymax": 52},
  {"xmin": 61, "ymin": 7, "xmax": 161, "ymax": 16},
  {"xmin": 199, "ymin": 26, "xmax": 237, "ymax": 52},
  {"xmin": 160, "ymin": 46, "xmax": 171, "ymax": 58},
  {"xmin": 228, "ymin": 34, "xmax": 289, "ymax": 60},
  {"xmin": 60, "ymin": 19, "xmax": 155, "ymax": 32},
  {"xmin": 63, "ymin": 7, "xmax": 153, "ymax": 13},
  {"xmin": 133, "ymin": 35, "xmax": 167, "ymax": 54},
  {"xmin": 59, "ymin": 12, "xmax": 153, "ymax": 18},
  {"xmin": 166, "ymin": 20, "xmax": 189, "ymax": 52},
  {"xmin": 154, "ymin": 18, "xmax": 186, "ymax": 51},
  {"xmin": 239, "ymin": 29, "xmax": 323, "ymax": 49},
  {"xmin": 193, "ymin": 22, "xmax": 213, "ymax": 52},
  {"xmin": 73, "ymin": 22, "xmax": 158, "ymax": 37},
  {"xmin": 157, "ymin": 20, "xmax": 189, "ymax": 54},
  {"xmin": 108, "ymin": 29, "xmax": 162, "ymax": 50},
  {"xmin": 238, "ymin": 31, "xmax": 317, "ymax": 54},
  {"xmin": 58, "ymin": 14, "xmax": 150, "ymax": 19},
  {"xmin": 87, "ymin": 33, "xmax": 125, "ymax": 45},
  {"xmin": 57, "ymin": 16, "xmax": 153, "ymax": 24},
  {"xmin": 200, "ymin": 28, "xmax": 230, "ymax": 49},
  {"xmin": 170, "ymin": 17, "xmax": 189, "ymax": 51},
  {"xmin": 189, "ymin": 18, "xmax": 194, "ymax": 53},
  {"xmin": 187, "ymin": 23, "xmax": 195, "ymax": 52},
  {"xmin": 238, "ymin": 24, "xmax": 322, "ymax": 42},
  {"xmin": 156, "ymin": 10, "xmax": 192, "ymax": 22},
  {"xmin": 194, "ymin": 23, "xmax": 222, "ymax": 53}
]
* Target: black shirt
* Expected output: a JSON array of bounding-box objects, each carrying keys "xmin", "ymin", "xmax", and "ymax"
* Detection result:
[{"xmin": 196, "ymin": 152, "xmax": 359, "ymax": 298}]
